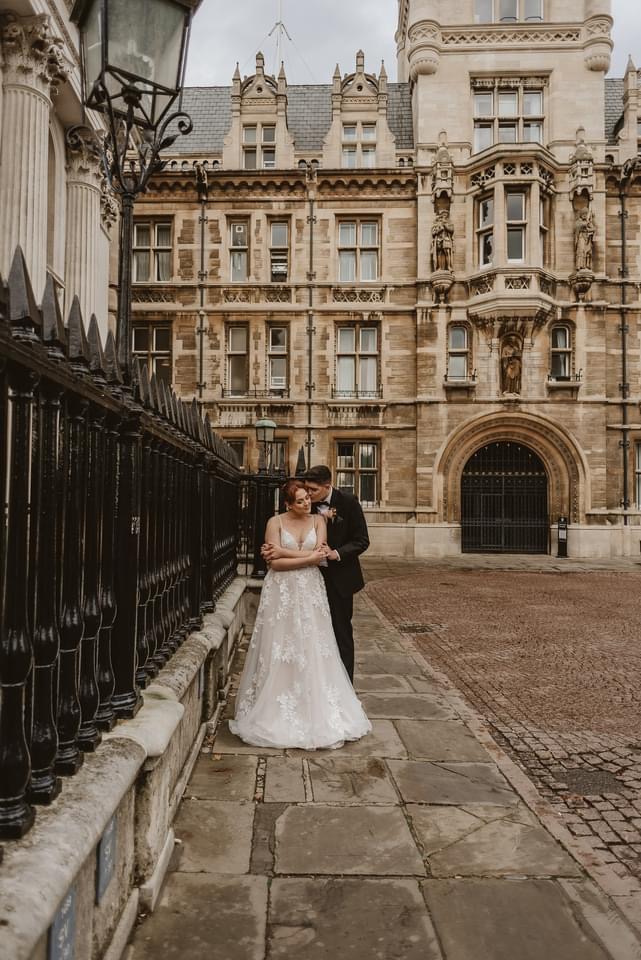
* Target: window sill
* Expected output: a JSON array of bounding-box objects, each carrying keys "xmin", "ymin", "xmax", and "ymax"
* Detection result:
[
  {"xmin": 546, "ymin": 378, "xmax": 582, "ymax": 398},
  {"xmin": 444, "ymin": 378, "xmax": 477, "ymax": 397}
]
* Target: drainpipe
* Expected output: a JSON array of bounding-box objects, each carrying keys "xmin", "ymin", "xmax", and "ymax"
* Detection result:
[
  {"xmin": 195, "ymin": 163, "xmax": 209, "ymax": 408},
  {"xmin": 617, "ymin": 157, "xmax": 640, "ymax": 522},
  {"xmin": 303, "ymin": 161, "xmax": 319, "ymax": 466}
]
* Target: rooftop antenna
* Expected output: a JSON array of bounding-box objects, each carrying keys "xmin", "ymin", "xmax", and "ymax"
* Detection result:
[{"xmin": 268, "ymin": 0, "xmax": 292, "ymax": 75}]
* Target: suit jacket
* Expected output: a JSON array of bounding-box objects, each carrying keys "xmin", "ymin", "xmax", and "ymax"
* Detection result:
[{"xmin": 314, "ymin": 488, "xmax": 369, "ymax": 598}]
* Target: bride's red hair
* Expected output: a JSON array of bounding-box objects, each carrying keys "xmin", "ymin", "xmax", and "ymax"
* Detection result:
[{"xmin": 281, "ymin": 479, "xmax": 307, "ymax": 505}]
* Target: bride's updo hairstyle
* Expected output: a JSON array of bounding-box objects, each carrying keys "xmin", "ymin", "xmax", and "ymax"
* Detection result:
[{"xmin": 281, "ymin": 478, "xmax": 307, "ymax": 506}]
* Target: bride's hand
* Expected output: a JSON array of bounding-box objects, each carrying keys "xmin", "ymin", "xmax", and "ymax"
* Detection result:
[
  {"xmin": 261, "ymin": 543, "xmax": 283, "ymax": 561},
  {"xmin": 309, "ymin": 547, "xmax": 327, "ymax": 566}
]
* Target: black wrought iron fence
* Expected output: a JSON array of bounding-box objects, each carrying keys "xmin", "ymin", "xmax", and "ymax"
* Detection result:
[
  {"xmin": 236, "ymin": 472, "xmax": 283, "ymax": 578},
  {"xmin": 0, "ymin": 248, "xmax": 241, "ymax": 841}
]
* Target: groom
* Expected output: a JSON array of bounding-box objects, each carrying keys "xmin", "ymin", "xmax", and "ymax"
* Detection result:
[{"xmin": 304, "ymin": 465, "xmax": 369, "ymax": 682}]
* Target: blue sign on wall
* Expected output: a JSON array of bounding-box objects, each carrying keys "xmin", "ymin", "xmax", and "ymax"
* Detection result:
[
  {"xmin": 96, "ymin": 813, "xmax": 117, "ymax": 904},
  {"xmin": 48, "ymin": 888, "xmax": 76, "ymax": 960}
]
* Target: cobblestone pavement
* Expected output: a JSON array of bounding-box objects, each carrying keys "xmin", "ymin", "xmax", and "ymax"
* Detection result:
[
  {"xmin": 364, "ymin": 556, "xmax": 641, "ymax": 890},
  {"xmin": 127, "ymin": 588, "xmax": 641, "ymax": 959}
]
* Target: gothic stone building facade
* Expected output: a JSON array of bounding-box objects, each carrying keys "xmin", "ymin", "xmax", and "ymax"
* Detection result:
[{"xmin": 132, "ymin": 0, "xmax": 641, "ymax": 558}]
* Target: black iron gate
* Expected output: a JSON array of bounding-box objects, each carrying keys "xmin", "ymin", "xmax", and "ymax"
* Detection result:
[{"xmin": 461, "ymin": 441, "xmax": 549, "ymax": 553}]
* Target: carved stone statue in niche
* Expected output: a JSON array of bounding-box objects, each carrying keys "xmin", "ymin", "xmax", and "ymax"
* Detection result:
[
  {"xmin": 431, "ymin": 208, "xmax": 454, "ymax": 272},
  {"xmin": 500, "ymin": 334, "xmax": 523, "ymax": 395},
  {"xmin": 574, "ymin": 207, "xmax": 595, "ymax": 271}
]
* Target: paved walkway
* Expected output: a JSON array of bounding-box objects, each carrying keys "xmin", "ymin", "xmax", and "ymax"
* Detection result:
[{"xmin": 127, "ymin": 591, "xmax": 641, "ymax": 960}]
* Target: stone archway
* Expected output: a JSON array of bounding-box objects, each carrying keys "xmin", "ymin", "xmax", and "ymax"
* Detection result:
[{"xmin": 437, "ymin": 412, "xmax": 588, "ymax": 525}]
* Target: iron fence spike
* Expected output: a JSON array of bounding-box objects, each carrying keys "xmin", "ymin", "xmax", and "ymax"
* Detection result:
[
  {"xmin": 66, "ymin": 296, "xmax": 91, "ymax": 369},
  {"xmin": 103, "ymin": 330, "xmax": 124, "ymax": 385},
  {"xmin": 41, "ymin": 273, "xmax": 68, "ymax": 359},
  {"xmin": 7, "ymin": 246, "xmax": 42, "ymax": 341}
]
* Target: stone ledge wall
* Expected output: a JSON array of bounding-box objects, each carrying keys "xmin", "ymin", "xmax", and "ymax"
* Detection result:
[{"xmin": 0, "ymin": 576, "xmax": 260, "ymax": 960}]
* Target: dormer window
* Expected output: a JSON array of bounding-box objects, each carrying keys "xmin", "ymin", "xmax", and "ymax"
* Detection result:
[
  {"xmin": 243, "ymin": 124, "xmax": 276, "ymax": 170},
  {"xmin": 342, "ymin": 122, "xmax": 377, "ymax": 169}
]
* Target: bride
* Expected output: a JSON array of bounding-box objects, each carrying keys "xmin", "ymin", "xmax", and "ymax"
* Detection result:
[{"xmin": 229, "ymin": 479, "xmax": 371, "ymax": 750}]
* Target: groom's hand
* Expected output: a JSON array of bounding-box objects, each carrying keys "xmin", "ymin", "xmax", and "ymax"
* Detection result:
[{"xmin": 325, "ymin": 548, "xmax": 340, "ymax": 562}]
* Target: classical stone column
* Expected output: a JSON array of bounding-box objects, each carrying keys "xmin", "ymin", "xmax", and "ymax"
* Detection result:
[
  {"xmin": 64, "ymin": 127, "xmax": 104, "ymax": 324},
  {"xmin": 0, "ymin": 13, "xmax": 69, "ymax": 295}
]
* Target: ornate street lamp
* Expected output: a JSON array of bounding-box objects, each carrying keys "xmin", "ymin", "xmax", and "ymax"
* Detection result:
[
  {"xmin": 255, "ymin": 417, "xmax": 277, "ymax": 473},
  {"xmin": 71, "ymin": 0, "xmax": 199, "ymax": 381}
]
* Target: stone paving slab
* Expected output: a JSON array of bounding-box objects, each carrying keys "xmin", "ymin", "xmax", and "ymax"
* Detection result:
[
  {"xmin": 388, "ymin": 760, "xmax": 517, "ymax": 805},
  {"xmin": 264, "ymin": 757, "xmax": 306, "ymax": 802},
  {"xmin": 274, "ymin": 805, "xmax": 426, "ymax": 875},
  {"xmin": 354, "ymin": 673, "xmax": 412, "ymax": 692},
  {"xmin": 187, "ymin": 754, "xmax": 258, "ymax": 801},
  {"xmin": 360, "ymin": 692, "xmax": 457, "ymax": 720},
  {"xmin": 213, "ymin": 722, "xmax": 281, "ymax": 755},
  {"xmin": 314, "ymin": 718, "xmax": 408, "ymax": 759},
  {"xmin": 422, "ymin": 878, "xmax": 612, "ymax": 960},
  {"xmin": 355, "ymin": 652, "xmax": 422, "ymax": 675},
  {"xmin": 395, "ymin": 719, "xmax": 493, "ymax": 762},
  {"xmin": 268, "ymin": 878, "xmax": 442, "ymax": 959},
  {"xmin": 307, "ymin": 756, "xmax": 399, "ymax": 804},
  {"xmin": 174, "ymin": 800, "xmax": 254, "ymax": 873},
  {"xmin": 128, "ymin": 874, "xmax": 267, "ymax": 960},
  {"xmin": 408, "ymin": 803, "xmax": 582, "ymax": 877}
]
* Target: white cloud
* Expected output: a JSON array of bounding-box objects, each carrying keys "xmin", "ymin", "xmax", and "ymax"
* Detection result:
[{"xmin": 184, "ymin": 0, "xmax": 641, "ymax": 86}]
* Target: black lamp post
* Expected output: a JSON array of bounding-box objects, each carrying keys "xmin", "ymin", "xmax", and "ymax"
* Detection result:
[{"xmin": 71, "ymin": 0, "xmax": 199, "ymax": 382}]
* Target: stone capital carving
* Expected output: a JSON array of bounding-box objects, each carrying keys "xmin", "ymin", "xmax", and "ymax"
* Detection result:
[
  {"xmin": 66, "ymin": 125, "xmax": 104, "ymax": 188},
  {"xmin": 0, "ymin": 13, "xmax": 70, "ymax": 96}
]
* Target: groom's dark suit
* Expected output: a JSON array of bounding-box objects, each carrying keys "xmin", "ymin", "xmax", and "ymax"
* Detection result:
[{"xmin": 314, "ymin": 488, "xmax": 369, "ymax": 681}]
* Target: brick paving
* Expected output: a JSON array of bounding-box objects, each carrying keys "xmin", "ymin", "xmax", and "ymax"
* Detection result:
[{"xmin": 364, "ymin": 558, "xmax": 641, "ymax": 884}]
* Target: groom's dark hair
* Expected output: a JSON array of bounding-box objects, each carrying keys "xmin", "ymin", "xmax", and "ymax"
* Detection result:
[{"xmin": 305, "ymin": 465, "xmax": 332, "ymax": 484}]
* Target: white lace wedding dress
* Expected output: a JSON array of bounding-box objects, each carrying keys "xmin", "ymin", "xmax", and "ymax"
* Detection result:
[{"xmin": 229, "ymin": 522, "xmax": 371, "ymax": 749}]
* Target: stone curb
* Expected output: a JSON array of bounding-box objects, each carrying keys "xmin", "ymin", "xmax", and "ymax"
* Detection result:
[{"xmin": 0, "ymin": 738, "xmax": 145, "ymax": 960}]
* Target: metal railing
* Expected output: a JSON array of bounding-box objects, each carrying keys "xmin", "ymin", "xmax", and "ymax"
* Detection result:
[{"xmin": 0, "ymin": 248, "xmax": 241, "ymax": 840}]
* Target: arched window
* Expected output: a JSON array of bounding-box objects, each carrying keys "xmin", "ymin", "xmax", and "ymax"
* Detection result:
[
  {"xmin": 447, "ymin": 325, "xmax": 470, "ymax": 380},
  {"xmin": 550, "ymin": 325, "xmax": 572, "ymax": 380}
]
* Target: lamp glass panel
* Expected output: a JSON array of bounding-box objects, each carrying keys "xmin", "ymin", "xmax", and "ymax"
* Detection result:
[
  {"xmin": 107, "ymin": 0, "xmax": 185, "ymax": 92},
  {"xmin": 82, "ymin": 0, "xmax": 103, "ymax": 93}
]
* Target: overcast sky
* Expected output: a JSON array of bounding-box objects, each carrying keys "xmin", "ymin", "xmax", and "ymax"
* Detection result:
[{"xmin": 185, "ymin": 0, "xmax": 641, "ymax": 87}]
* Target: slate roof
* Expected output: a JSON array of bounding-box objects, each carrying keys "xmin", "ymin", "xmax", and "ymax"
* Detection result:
[
  {"xmin": 605, "ymin": 78, "xmax": 624, "ymax": 143},
  {"xmin": 174, "ymin": 82, "xmax": 414, "ymax": 156}
]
